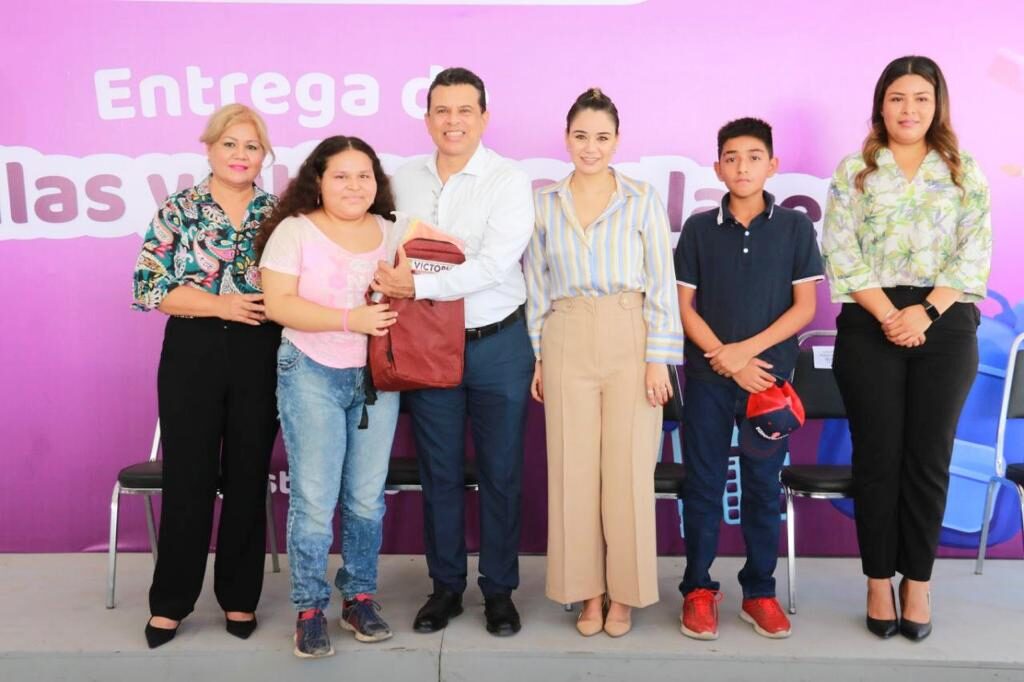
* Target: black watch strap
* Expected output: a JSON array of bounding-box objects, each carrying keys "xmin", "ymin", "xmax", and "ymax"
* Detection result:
[{"xmin": 922, "ymin": 301, "xmax": 941, "ymax": 322}]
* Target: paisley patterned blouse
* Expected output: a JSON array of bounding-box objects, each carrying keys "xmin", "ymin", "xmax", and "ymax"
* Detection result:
[
  {"xmin": 132, "ymin": 176, "xmax": 278, "ymax": 311},
  {"xmin": 822, "ymin": 148, "xmax": 991, "ymax": 303}
]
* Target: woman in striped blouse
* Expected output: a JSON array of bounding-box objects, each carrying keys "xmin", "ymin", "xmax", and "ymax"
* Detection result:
[{"xmin": 524, "ymin": 88, "xmax": 684, "ymax": 637}]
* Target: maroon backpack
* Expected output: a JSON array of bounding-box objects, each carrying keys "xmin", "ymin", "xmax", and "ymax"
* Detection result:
[{"xmin": 368, "ymin": 237, "xmax": 465, "ymax": 391}]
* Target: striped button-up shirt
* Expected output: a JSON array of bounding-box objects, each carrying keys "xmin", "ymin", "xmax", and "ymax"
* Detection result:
[{"xmin": 524, "ymin": 171, "xmax": 684, "ymax": 364}]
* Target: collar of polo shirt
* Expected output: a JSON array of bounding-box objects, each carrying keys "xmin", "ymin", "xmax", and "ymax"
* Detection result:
[{"xmin": 716, "ymin": 190, "xmax": 777, "ymax": 227}]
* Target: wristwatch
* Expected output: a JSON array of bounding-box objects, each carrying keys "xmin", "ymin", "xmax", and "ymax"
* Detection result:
[{"xmin": 922, "ymin": 301, "xmax": 941, "ymax": 322}]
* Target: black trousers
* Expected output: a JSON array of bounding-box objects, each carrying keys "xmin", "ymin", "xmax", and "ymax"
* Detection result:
[
  {"xmin": 832, "ymin": 287, "xmax": 979, "ymax": 581},
  {"xmin": 149, "ymin": 316, "xmax": 281, "ymax": 619}
]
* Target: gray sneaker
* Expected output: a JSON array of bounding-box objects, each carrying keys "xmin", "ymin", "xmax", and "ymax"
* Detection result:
[
  {"xmin": 294, "ymin": 608, "xmax": 334, "ymax": 658},
  {"xmin": 341, "ymin": 595, "xmax": 393, "ymax": 642}
]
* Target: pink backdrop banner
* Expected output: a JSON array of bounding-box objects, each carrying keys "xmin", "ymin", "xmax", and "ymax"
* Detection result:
[{"xmin": 2, "ymin": 0, "xmax": 1024, "ymax": 559}]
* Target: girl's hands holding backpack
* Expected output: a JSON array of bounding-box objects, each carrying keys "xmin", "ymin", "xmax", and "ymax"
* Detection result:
[{"xmin": 348, "ymin": 304, "xmax": 398, "ymax": 336}]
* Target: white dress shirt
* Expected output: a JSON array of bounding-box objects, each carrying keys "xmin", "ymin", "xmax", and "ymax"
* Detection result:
[{"xmin": 390, "ymin": 144, "xmax": 535, "ymax": 328}]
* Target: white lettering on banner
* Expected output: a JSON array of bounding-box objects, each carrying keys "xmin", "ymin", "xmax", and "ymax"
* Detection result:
[
  {"xmin": 94, "ymin": 65, "xmax": 387, "ymax": 128},
  {"xmin": 402, "ymin": 65, "xmax": 445, "ymax": 118},
  {"xmin": 250, "ymin": 71, "xmax": 292, "ymax": 114},
  {"xmin": 185, "ymin": 66, "xmax": 215, "ymax": 116},
  {"xmin": 268, "ymin": 470, "xmax": 290, "ymax": 495},
  {"xmin": 410, "ymin": 258, "xmax": 457, "ymax": 274},
  {"xmin": 0, "ymin": 145, "xmax": 829, "ymax": 242},
  {"xmin": 94, "ymin": 68, "xmax": 135, "ymax": 120}
]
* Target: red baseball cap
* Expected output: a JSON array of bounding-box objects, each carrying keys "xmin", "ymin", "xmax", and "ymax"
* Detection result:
[{"xmin": 739, "ymin": 379, "xmax": 806, "ymax": 458}]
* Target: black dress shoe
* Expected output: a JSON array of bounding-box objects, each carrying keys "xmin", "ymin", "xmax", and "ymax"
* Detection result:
[
  {"xmin": 225, "ymin": 616, "xmax": 258, "ymax": 639},
  {"xmin": 145, "ymin": 619, "xmax": 179, "ymax": 649},
  {"xmin": 413, "ymin": 590, "xmax": 463, "ymax": 633},
  {"xmin": 899, "ymin": 617, "xmax": 932, "ymax": 641},
  {"xmin": 898, "ymin": 577, "xmax": 932, "ymax": 642},
  {"xmin": 484, "ymin": 594, "xmax": 521, "ymax": 636},
  {"xmin": 866, "ymin": 614, "xmax": 898, "ymax": 638},
  {"xmin": 866, "ymin": 584, "xmax": 898, "ymax": 639}
]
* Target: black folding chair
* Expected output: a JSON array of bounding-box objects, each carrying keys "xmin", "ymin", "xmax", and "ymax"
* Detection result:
[
  {"xmin": 781, "ymin": 330, "xmax": 852, "ymax": 614},
  {"xmin": 106, "ymin": 421, "xmax": 280, "ymax": 608},
  {"xmin": 655, "ymin": 365, "xmax": 687, "ymax": 501}
]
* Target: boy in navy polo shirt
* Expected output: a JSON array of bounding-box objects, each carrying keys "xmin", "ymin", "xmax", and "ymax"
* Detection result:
[{"xmin": 674, "ymin": 118, "xmax": 823, "ymax": 640}]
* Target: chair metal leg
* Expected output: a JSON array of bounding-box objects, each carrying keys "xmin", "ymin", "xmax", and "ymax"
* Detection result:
[
  {"xmin": 975, "ymin": 477, "xmax": 999, "ymax": 575},
  {"xmin": 1017, "ymin": 485, "xmax": 1024, "ymax": 560},
  {"xmin": 785, "ymin": 488, "xmax": 796, "ymax": 614},
  {"xmin": 671, "ymin": 430, "xmax": 685, "ymax": 538},
  {"xmin": 144, "ymin": 495, "xmax": 158, "ymax": 564},
  {"xmin": 106, "ymin": 483, "xmax": 121, "ymax": 609},
  {"xmin": 266, "ymin": 487, "xmax": 280, "ymax": 573}
]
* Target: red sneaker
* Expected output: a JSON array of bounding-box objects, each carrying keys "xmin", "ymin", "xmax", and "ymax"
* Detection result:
[
  {"xmin": 740, "ymin": 597, "xmax": 792, "ymax": 638},
  {"xmin": 681, "ymin": 588, "xmax": 723, "ymax": 640}
]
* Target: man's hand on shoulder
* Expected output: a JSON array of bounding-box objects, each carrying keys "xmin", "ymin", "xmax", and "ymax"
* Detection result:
[{"xmin": 372, "ymin": 245, "xmax": 415, "ymax": 299}]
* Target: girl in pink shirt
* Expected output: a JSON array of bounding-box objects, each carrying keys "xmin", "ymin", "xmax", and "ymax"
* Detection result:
[{"xmin": 258, "ymin": 136, "xmax": 401, "ymax": 659}]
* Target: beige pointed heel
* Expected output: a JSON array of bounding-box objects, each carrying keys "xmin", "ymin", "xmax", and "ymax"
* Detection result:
[
  {"xmin": 603, "ymin": 602, "xmax": 632, "ymax": 638},
  {"xmin": 575, "ymin": 595, "xmax": 605, "ymax": 637}
]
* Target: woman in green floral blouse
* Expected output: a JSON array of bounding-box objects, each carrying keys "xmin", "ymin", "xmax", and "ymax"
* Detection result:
[{"xmin": 823, "ymin": 55, "xmax": 991, "ymax": 643}]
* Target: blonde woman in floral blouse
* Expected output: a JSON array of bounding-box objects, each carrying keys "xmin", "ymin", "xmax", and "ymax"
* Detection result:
[
  {"xmin": 823, "ymin": 55, "xmax": 991, "ymax": 643},
  {"xmin": 132, "ymin": 104, "xmax": 281, "ymax": 649}
]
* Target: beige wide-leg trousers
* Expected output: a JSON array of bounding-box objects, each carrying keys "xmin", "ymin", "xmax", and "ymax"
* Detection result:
[{"xmin": 542, "ymin": 292, "xmax": 662, "ymax": 607}]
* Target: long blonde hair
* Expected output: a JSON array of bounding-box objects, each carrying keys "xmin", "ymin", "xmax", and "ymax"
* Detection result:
[{"xmin": 855, "ymin": 56, "xmax": 962, "ymax": 193}]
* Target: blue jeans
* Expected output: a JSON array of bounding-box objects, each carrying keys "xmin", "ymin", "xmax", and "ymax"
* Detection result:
[
  {"xmin": 277, "ymin": 339, "xmax": 400, "ymax": 610},
  {"xmin": 679, "ymin": 376, "xmax": 787, "ymax": 599}
]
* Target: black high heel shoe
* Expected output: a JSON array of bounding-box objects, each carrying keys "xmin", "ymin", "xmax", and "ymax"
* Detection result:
[
  {"xmin": 866, "ymin": 583, "xmax": 898, "ymax": 639},
  {"xmin": 225, "ymin": 615, "xmax": 258, "ymax": 639},
  {"xmin": 898, "ymin": 578, "xmax": 932, "ymax": 642},
  {"xmin": 145, "ymin": 618, "xmax": 179, "ymax": 649}
]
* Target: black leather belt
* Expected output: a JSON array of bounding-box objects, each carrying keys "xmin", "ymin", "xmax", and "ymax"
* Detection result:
[{"xmin": 465, "ymin": 306, "xmax": 524, "ymax": 341}]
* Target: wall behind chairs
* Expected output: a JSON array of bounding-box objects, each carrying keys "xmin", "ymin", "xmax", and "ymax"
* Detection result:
[{"xmin": 2, "ymin": 0, "xmax": 1023, "ymax": 555}]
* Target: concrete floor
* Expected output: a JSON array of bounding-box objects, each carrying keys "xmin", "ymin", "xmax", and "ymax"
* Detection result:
[{"xmin": 2, "ymin": 553, "xmax": 1023, "ymax": 681}]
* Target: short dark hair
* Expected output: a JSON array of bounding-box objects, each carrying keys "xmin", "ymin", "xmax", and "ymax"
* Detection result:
[
  {"xmin": 717, "ymin": 117, "xmax": 773, "ymax": 158},
  {"xmin": 426, "ymin": 67, "xmax": 487, "ymax": 113},
  {"xmin": 565, "ymin": 87, "xmax": 620, "ymax": 134}
]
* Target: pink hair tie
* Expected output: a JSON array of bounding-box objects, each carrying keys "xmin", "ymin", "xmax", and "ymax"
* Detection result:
[{"xmin": 341, "ymin": 308, "xmax": 350, "ymax": 333}]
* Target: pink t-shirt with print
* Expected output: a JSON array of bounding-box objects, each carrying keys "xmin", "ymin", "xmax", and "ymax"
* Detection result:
[{"xmin": 260, "ymin": 213, "xmax": 390, "ymax": 369}]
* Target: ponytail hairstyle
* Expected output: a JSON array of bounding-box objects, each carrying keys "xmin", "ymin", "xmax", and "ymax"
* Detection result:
[
  {"xmin": 855, "ymin": 55, "xmax": 962, "ymax": 193},
  {"xmin": 565, "ymin": 87, "xmax": 620, "ymax": 134}
]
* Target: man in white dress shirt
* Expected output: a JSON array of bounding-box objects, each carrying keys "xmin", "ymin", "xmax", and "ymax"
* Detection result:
[{"xmin": 371, "ymin": 67, "xmax": 535, "ymax": 636}]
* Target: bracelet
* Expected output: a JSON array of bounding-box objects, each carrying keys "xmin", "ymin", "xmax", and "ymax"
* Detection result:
[{"xmin": 341, "ymin": 308, "xmax": 350, "ymax": 333}]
